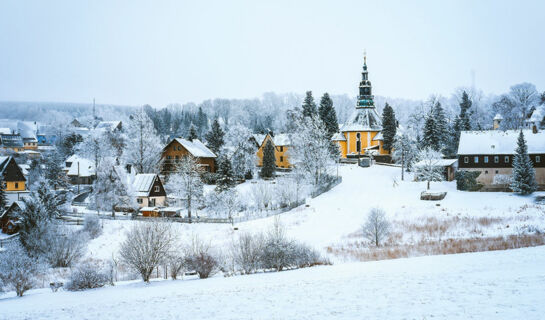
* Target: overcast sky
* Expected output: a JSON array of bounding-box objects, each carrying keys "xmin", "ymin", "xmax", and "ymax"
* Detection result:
[{"xmin": 0, "ymin": 0, "xmax": 543, "ymax": 107}]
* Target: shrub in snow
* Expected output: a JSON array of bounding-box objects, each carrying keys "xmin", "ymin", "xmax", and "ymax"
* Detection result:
[
  {"xmin": 83, "ymin": 214, "xmax": 102, "ymax": 239},
  {"xmin": 251, "ymin": 181, "xmax": 273, "ymax": 210},
  {"xmin": 66, "ymin": 261, "xmax": 109, "ymax": 291},
  {"xmin": 167, "ymin": 253, "xmax": 186, "ymax": 280},
  {"xmin": 455, "ymin": 171, "xmax": 482, "ymax": 191},
  {"xmin": 46, "ymin": 226, "xmax": 88, "ymax": 268},
  {"xmin": 292, "ymin": 243, "xmax": 329, "ymax": 268},
  {"xmin": 415, "ymin": 148, "xmax": 444, "ymax": 190},
  {"xmin": 184, "ymin": 236, "xmax": 218, "ymax": 279},
  {"xmin": 0, "ymin": 244, "xmax": 41, "ymax": 297},
  {"xmin": 119, "ymin": 221, "xmax": 174, "ymax": 282},
  {"xmin": 260, "ymin": 219, "xmax": 297, "ymax": 271},
  {"xmin": 231, "ymin": 232, "xmax": 264, "ymax": 274},
  {"xmin": 202, "ymin": 172, "xmax": 219, "ymax": 185},
  {"xmin": 362, "ymin": 208, "xmax": 390, "ymax": 247}
]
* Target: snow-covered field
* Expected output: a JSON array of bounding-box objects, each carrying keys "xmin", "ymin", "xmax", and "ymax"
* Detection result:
[{"xmin": 2, "ymin": 246, "xmax": 545, "ymax": 319}]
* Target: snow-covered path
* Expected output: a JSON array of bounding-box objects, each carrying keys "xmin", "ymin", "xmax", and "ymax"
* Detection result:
[{"xmin": 2, "ymin": 246, "xmax": 544, "ymax": 320}]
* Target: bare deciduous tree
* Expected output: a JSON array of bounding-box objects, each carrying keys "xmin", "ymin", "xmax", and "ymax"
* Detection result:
[
  {"xmin": 119, "ymin": 221, "xmax": 175, "ymax": 282},
  {"xmin": 362, "ymin": 208, "xmax": 391, "ymax": 247},
  {"xmin": 0, "ymin": 244, "xmax": 41, "ymax": 297},
  {"xmin": 165, "ymin": 154, "xmax": 204, "ymax": 221},
  {"xmin": 231, "ymin": 232, "xmax": 264, "ymax": 274},
  {"xmin": 415, "ymin": 148, "xmax": 444, "ymax": 190}
]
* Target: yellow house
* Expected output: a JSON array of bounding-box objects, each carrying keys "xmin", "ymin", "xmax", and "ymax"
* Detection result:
[
  {"xmin": 0, "ymin": 156, "xmax": 26, "ymax": 192},
  {"xmin": 256, "ymin": 133, "xmax": 292, "ymax": 169},
  {"xmin": 333, "ymin": 54, "xmax": 390, "ymax": 159}
]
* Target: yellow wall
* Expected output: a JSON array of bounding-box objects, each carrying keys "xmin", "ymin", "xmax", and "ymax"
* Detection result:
[
  {"xmin": 256, "ymin": 134, "xmax": 292, "ymax": 168},
  {"xmin": 5, "ymin": 181, "xmax": 25, "ymax": 191},
  {"xmin": 339, "ymin": 131, "xmax": 389, "ymax": 158}
]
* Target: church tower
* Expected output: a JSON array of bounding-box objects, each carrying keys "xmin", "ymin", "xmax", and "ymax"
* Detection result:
[{"xmin": 332, "ymin": 53, "xmax": 389, "ymax": 159}]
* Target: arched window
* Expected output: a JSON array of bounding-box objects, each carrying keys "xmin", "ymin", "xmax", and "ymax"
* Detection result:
[{"xmin": 356, "ymin": 133, "xmax": 361, "ymax": 152}]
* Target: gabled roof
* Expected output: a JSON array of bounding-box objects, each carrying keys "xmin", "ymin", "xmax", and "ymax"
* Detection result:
[
  {"xmin": 169, "ymin": 138, "xmax": 216, "ymax": 158},
  {"xmin": 372, "ymin": 132, "xmax": 383, "ymax": 141},
  {"xmin": 95, "ymin": 121, "xmax": 122, "ymax": 132},
  {"xmin": 331, "ymin": 132, "xmax": 346, "ymax": 141},
  {"xmin": 65, "ymin": 155, "xmax": 96, "ymax": 177},
  {"xmin": 0, "ymin": 134, "xmax": 24, "ymax": 148},
  {"xmin": 132, "ymin": 174, "xmax": 157, "ymax": 196},
  {"xmin": 273, "ymin": 134, "xmax": 290, "ymax": 146},
  {"xmin": 458, "ymin": 130, "xmax": 545, "ymax": 155},
  {"xmin": 251, "ymin": 134, "xmax": 266, "ymax": 146},
  {"xmin": 0, "ymin": 156, "xmax": 26, "ymax": 182},
  {"xmin": 341, "ymin": 107, "xmax": 382, "ymax": 132}
]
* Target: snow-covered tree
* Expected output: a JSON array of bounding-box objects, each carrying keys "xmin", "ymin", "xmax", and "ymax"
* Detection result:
[
  {"xmin": 0, "ymin": 244, "xmax": 41, "ymax": 297},
  {"xmin": 290, "ymin": 116, "xmax": 336, "ymax": 187},
  {"xmin": 119, "ymin": 221, "xmax": 174, "ymax": 282},
  {"xmin": 381, "ymin": 103, "xmax": 397, "ymax": 153},
  {"xmin": 318, "ymin": 93, "xmax": 339, "ymax": 138},
  {"xmin": 123, "ymin": 110, "xmax": 163, "ymax": 173},
  {"xmin": 77, "ymin": 129, "xmax": 112, "ymax": 171},
  {"xmin": 362, "ymin": 208, "xmax": 390, "ymax": 246},
  {"xmin": 416, "ymin": 148, "xmax": 444, "ymax": 190},
  {"xmin": 43, "ymin": 151, "xmax": 70, "ymax": 190},
  {"xmin": 415, "ymin": 148, "xmax": 444, "ymax": 190},
  {"xmin": 188, "ymin": 124, "xmax": 198, "ymax": 141},
  {"xmin": 302, "ymin": 91, "xmax": 317, "ymax": 118},
  {"xmin": 205, "ymin": 119, "xmax": 225, "ymax": 155},
  {"xmin": 493, "ymin": 83, "xmax": 540, "ymax": 129},
  {"xmin": 0, "ymin": 174, "xmax": 6, "ymax": 211},
  {"xmin": 215, "ymin": 154, "xmax": 235, "ymax": 192},
  {"xmin": 92, "ymin": 157, "xmax": 137, "ymax": 217},
  {"xmin": 223, "ymin": 123, "xmax": 256, "ymax": 180},
  {"xmin": 510, "ymin": 131, "xmax": 538, "ymax": 194},
  {"xmin": 392, "ymin": 133, "xmax": 418, "ymax": 180},
  {"xmin": 260, "ymin": 140, "xmax": 275, "ymax": 178},
  {"xmin": 165, "ymin": 154, "xmax": 204, "ymax": 221}
]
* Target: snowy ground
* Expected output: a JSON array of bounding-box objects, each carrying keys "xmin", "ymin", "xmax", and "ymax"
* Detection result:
[{"xmin": 2, "ymin": 246, "xmax": 545, "ymax": 319}]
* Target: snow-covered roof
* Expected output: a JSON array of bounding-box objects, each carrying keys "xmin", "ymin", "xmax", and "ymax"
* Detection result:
[
  {"xmin": 341, "ymin": 107, "xmax": 382, "ymax": 132},
  {"xmin": 0, "ymin": 128, "xmax": 11, "ymax": 134},
  {"xmin": 37, "ymin": 145, "xmax": 56, "ymax": 151},
  {"xmin": 66, "ymin": 155, "xmax": 96, "ymax": 177},
  {"xmin": 95, "ymin": 121, "xmax": 122, "ymax": 132},
  {"xmin": 173, "ymin": 138, "xmax": 216, "ymax": 158},
  {"xmin": 529, "ymin": 105, "xmax": 544, "ymax": 123},
  {"xmin": 493, "ymin": 113, "xmax": 503, "ymax": 121},
  {"xmin": 132, "ymin": 174, "xmax": 157, "ymax": 195},
  {"xmin": 331, "ymin": 132, "xmax": 346, "ymax": 141},
  {"xmin": 252, "ymin": 134, "xmax": 266, "ymax": 146},
  {"xmin": 415, "ymin": 159, "xmax": 458, "ymax": 167},
  {"xmin": 273, "ymin": 134, "xmax": 290, "ymax": 146},
  {"xmin": 17, "ymin": 121, "xmax": 38, "ymax": 139},
  {"xmin": 140, "ymin": 207, "xmax": 158, "ymax": 211},
  {"xmin": 458, "ymin": 130, "xmax": 545, "ymax": 155},
  {"xmin": 372, "ymin": 132, "xmax": 383, "ymax": 141},
  {"xmin": 158, "ymin": 207, "xmax": 183, "ymax": 212}
]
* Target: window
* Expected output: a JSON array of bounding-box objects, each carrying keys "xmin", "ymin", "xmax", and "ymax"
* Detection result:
[
  {"xmin": 173, "ymin": 146, "xmax": 176, "ymax": 151},
  {"xmin": 178, "ymin": 146, "xmax": 182, "ymax": 151},
  {"xmin": 494, "ymin": 156, "xmax": 499, "ymax": 163},
  {"xmin": 505, "ymin": 156, "xmax": 510, "ymax": 163},
  {"xmin": 167, "ymin": 156, "xmax": 172, "ymax": 160},
  {"xmin": 536, "ymin": 156, "xmax": 541, "ymax": 163},
  {"xmin": 137, "ymin": 198, "xmax": 143, "ymax": 204},
  {"xmin": 15, "ymin": 182, "xmax": 19, "ymax": 189},
  {"xmin": 154, "ymin": 186, "xmax": 160, "ymax": 192},
  {"xmin": 484, "ymin": 156, "xmax": 488, "ymax": 163},
  {"xmin": 485, "ymin": 170, "xmax": 488, "ymax": 174},
  {"xmin": 474, "ymin": 156, "xmax": 479, "ymax": 164},
  {"xmin": 464, "ymin": 157, "xmax": 469, "ymax": 163},
  {"xmin": 279, "ymin": 146, "xmax": 283, "ymax": 152},
  {"xmin": 356, "ymin": 132, "xmax": 361, "ymax": 139},
  {"xmin": 495, "ymin": 170, "xmax": 499, "ymax": 174},
  {"xmin": 280, "ymin": 156, "xmax": 284, "ymax": 162}
]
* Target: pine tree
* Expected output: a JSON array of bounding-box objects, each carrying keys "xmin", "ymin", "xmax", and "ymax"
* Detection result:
[
  {"xmin": 421, "ymin": 112, "xmax": 440, "ymax": 151},
  {"xmin": 302, "ymin": 91, "xmax": 317, "ymax": 118},
  {"xmin": 44, "ymin": 151, "xmax": 69, "ymax": 190},
  {"xmin": 197, "ymin": 107, "xmax": 208, "ymax": 137},
  {"xmin": 510, "ymin": 131, "xmax": 538, "ymax": 194},
  {"xmin": 188, "ymin": 124, "xmax": 198, "ymax": 141},
  {"xmin": 205, "ymin": 119, "xmax": 225, "ymax": 155},
  {"xmin": 215, "ymin": 155, "xmax": 235, "ymax": 192},
  {"xmin": 0, "ymin": 174, "xmax": 6, "ymax": 211},
  {"xmin": 260, "ymin": 140, "xmax": 276, "ymax": 178},
  {"xmin": 318, "ymin": 93, "xmax": 339, "ymax": 137},
  {"xmin": 381, "ymin": 103, "xmax": 397, "ymax": 153},
  {"xmin": 433, "ymin": 102, "xmax": 449, "ymax": 147},
  {"xmin": 458, "ymin": 91, "xmax": 472, "ymax": 131}
]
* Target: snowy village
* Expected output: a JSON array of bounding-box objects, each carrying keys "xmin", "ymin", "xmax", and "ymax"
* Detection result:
[{"xmin": 1, "ymin": 1, "xmax": 545, "ymax": 319}]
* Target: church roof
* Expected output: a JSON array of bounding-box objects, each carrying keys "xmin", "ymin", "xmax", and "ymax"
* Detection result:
[
  {"xmin": 331, "ymin": 132, "xmax": 346, "ymax": 141},
  {"xmin": 341, "ymin": 107, "xmax": 382, "ymax": 132}
]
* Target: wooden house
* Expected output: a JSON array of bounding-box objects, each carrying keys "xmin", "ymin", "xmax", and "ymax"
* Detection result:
[
  {"xmin": 0, "ymin": 134, "xmax": 24, "ymax": 153},
  {"xmin": 0, "ymin": 201, "xmax": 24, "ymax": 234},
  {"xmin": 64, "ymin": 155, "xmax": 96, "ymax": 185},
  {"xmin": 0, "ymin": 156, "xmax": 26, "ymax": 192},
  {"xmin": 161, "ymin": 138, "xmax": 217, "ymax": 174},
  {"xmin": 256, "ymin": 133, "xmax": 292, "ymax": 169},
  {"xmin": 115, "ymin": 165, "xmax": 167, "ymax": 208}
]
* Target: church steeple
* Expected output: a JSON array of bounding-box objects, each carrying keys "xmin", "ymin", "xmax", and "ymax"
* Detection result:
[{"xmin": 357, "ymin": 52, "xmax": 374, "ymax": 108}]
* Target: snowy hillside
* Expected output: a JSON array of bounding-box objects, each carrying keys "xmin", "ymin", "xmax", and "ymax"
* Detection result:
[{"xmin": 2, "ymin": 246, "xmax": 544, "ymax": 319}]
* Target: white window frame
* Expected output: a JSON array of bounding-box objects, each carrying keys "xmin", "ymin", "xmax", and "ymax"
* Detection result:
[
  {"xmin": 154, "ymin": 186, "xmax": 160, "ymax": 192},
  {"xmin": 474, "ymin": 156, "xmax": 479, "ymax": 164},
  {"xmin": 536, "ymin": 155, "xmax": 541, "ymax": 163},
  {"xmin": 464, "ymin": 157, "xmax": 468, "ymax": 164},
  {"xmin": 484, "ymin": 156, "xmax": 489, "ymax": 163},
  {"xmin": 494, "ymin": 156, "xmax": 499, "ymax": 163},
  {"xmin": 505, "ymin": 156, "xmax": 510, "ymax": 163}
]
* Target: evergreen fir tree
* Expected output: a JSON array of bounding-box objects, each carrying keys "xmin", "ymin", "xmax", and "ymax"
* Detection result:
[
  {"xmin": 510, "ymin": 131, "xmax": 538, "ymax": 194},
  {"xmin": 260, "ymin": 140, "xmax": 276, "ymax": 178},
  {"xmin": 421, "ymin": 111, "xmax": 440, "ymax": 151},
  {"xmin": 458, "ymin": 91, "xmax": 472, "ymax": 131},
  {"xmin": 205, "ymin": 119, "xmax": 225, "ymax": 155},
  {"xmin": 215, "ymin": 155, "xmax": 234, "ymax": 192},
  {"xmin": 432, "ymin": 102, "xmax": 449, "ymax": 146},
  {"xmin": 302, "ymin": 91, "xmax": 317, "ymax": 118},
  {"xmin": 188, "ymin": 124, "xmax": 198, "ymax": 141},
  {"xmin": 197, "ymin": 106, "xmax": 208, "ymax": 137},
  {"xmin": 0, "ymin": 174, "xmax": 6, "ymax": 211},
  {"xmin": 381, "ymin": 103, "xmax": 397, "ymax": 153},
  {"xmin": 318, "ymin": 93, "xmax": 339, "ymax": 137},
  {"xmin": 44, "ymin": 151, "xmax": 69, "ymax": 190}
]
